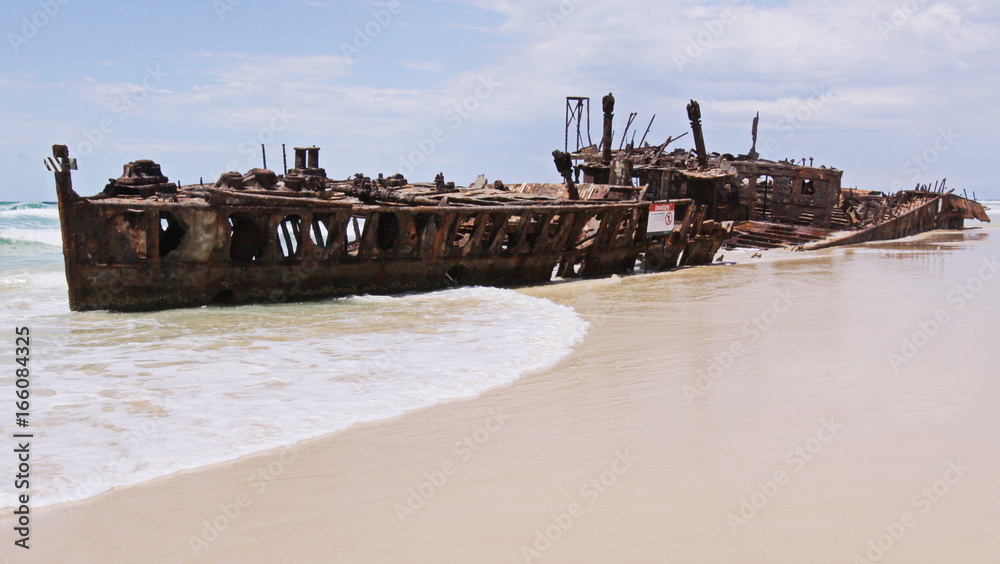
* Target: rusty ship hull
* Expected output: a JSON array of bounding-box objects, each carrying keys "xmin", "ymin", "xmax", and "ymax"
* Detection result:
[
  {"xmin": 58, "ymin": 199, "xmax": 647, "ymax": 312},
  {"xmin": 50, "ymin": 144, "xmax": 728, "ymax": 312}
]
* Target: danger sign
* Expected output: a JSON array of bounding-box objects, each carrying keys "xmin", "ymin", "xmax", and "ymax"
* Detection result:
[{"xmin": 646, "ymin": 202, "xmax": 676, "ymax": 234}]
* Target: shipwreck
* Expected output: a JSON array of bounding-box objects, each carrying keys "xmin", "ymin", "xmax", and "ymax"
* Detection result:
[
  {"xmin": 557, "ymin": 94, "xmax": 989, "ymax": 251},
  {"xmin": 49, "ymin": 94, "xmax": 989, "ymax": 312}
]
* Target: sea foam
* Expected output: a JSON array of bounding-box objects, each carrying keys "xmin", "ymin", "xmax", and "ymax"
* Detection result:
[{"xmin": 0, "ymin": 286, "xmax": 588, "ymax": 509}]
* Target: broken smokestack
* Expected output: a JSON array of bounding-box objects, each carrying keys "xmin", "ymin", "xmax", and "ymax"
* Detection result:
[
  {"xmin": 686, "ymin": 99, "xmax": 709, "ymax": 169},
  {"xmin": 602, "ymin": 92, "xmax": 615, "ymax": 164}
]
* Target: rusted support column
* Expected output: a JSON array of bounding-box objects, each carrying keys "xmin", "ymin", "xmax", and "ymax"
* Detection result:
[
  {"xmin": 145, "ymin": 210, "xmax": 158, "ymax": 262},
  {"xmin": 609, "ymin": 158, "xmax": 634, "ymax": 187},
  {"xmin": 748, "ymin": 112, "xmax": 760, "ymax": 161},
  {"xmin": 357, "ymin": 213, "xmax": 378, "ymax": 260},
  {"xmin": 601, "ymin": 92, "xmax": 615, "ymax": 164},
  {"xmin": 686, "ymin": 100, "xmax": 709, "ymax": 169}
]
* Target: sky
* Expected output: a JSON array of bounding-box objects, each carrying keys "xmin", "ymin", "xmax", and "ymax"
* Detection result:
[{"xmin": 1, "ymin": 0, "xmax": 998, "ymax": 202}]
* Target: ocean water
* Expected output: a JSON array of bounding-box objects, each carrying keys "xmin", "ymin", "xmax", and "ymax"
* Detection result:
[{"xmin": 0, "ymin": 202, "xmax": 589, "ymax": 508}]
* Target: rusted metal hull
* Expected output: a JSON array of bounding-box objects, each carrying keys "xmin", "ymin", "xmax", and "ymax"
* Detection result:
[
  {"xmin": 56, "ymin": 183, "xmax": 652, "ymax": 311},
  {"xmin": 802, "ymin": 193, "xmax": 987, "ymax": 251},
  {"xmin": 50, "ymin": 131, "xmax": 739, "ymax": 313},
  {"xmin": 726, "ymin": 222, "xmax": 833, "ymax": 249},
  {"xmin": 69, "ymin": 255, "xmax": 576, "ymax": 312}
]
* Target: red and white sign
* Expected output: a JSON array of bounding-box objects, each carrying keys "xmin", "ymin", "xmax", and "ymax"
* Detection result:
[{"xmin": 646, "ymin": 202, "xmax": 676, "ymax": 234}]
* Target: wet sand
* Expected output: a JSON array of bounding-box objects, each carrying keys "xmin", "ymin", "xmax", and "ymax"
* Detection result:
[{"xmin": 7, "ymin": 230, "xmax": 1000, "ymax": 563}]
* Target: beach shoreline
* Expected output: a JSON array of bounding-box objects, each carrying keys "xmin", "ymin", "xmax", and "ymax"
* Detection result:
[{"xmin": 5, "ymin": 228, "xmax": 1000, "ymax": 563}]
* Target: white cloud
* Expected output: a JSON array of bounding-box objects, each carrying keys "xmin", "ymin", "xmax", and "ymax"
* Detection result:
[
  {"xmin": 401, "ymin": 60, "xmax": 446, "ymax": 72},
  {"xmin": 0, "ymin": 73, "xmax": 39, "ymax": 91},
  {"xmin": 436, "ymin": 0, "xmax": 999, "ymax": 119},
  {"xmin": 190, "ymin": 52, "xmax": 354, "ymax": 84},
  {"xmin": 73, "ymin": 75, "xmax": 172, "ymax": 109}
]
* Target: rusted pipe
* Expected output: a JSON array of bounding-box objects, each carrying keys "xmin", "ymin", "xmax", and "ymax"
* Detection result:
[
  {"xmin": 552, "ymin": 150, "xmax": 581, "ymax": 200},
  {"xmin": 686, "ymin": 100, "xmax": 709, "ymax": 169},
  {"xmin": 601, "ymin": 92, "xmax": 615, "ymax": 164}
]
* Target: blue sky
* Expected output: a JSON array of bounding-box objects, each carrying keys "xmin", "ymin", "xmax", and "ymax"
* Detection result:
[{"xmin": 2, "ymin": 0, "xmax": 998, "ymax": 202}]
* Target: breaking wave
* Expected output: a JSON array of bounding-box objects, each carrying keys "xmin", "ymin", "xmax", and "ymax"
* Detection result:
[{"xmin": 0, "ymin": 286, "xmax": 589, "ymax": 509}]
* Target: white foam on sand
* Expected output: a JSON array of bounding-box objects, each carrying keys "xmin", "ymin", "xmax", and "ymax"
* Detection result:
[{"xmin": 0, "ymin": 286, "xmax": 589, "ymax": 509}]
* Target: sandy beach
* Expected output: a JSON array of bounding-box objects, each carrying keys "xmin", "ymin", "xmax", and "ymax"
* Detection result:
[{"xmin": 7, "ymin": 232, "xmax": 1000, "ymax": 563}]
